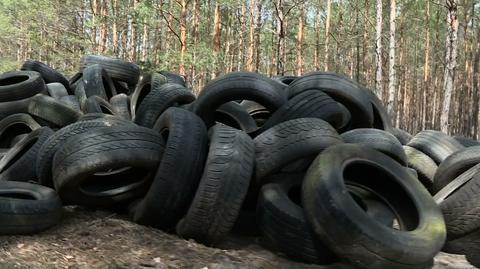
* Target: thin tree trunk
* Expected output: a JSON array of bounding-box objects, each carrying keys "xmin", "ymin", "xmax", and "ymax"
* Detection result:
[
  {"xmin": 440, "ymin": 0, "xmax": 459, "ymax": 133},
  {"xmin": 111, "ymin": 0, "xmax": 119, "ymax": 55},
  {"xmin": 190, "ymin": 0, "xmax": 199, "ymax": 87},
  {"xmin": 212, "ymin": 1, "xmax": 221, "ymax": 79},
  {"xmin": 141, "ymin": 17, "xmax": 148, "ymax": 62},
  {"xmin": 237, "ymin": 0, "xmax": 246, "ymax": 71},
  {"xmin": 98, "ymin": 0, "xmax": 108, "ymax": 53},
  {"xmin": 324, "ymin": 0, "xmax": 332, "ymax": 71},
  {"xmin": 179, "ymin": 0, "xmax": 188, "ymax": 76},
  {"xmin": 296, "ymin": 1, "xmax": 305, "ymax": 75},
  {"xmin": 387, "ymin": 0, "xmax": 396, "ymax": 119},
  {"xmin": 254, "ymin": 3, "xmax": 262, "ymax": 72},
  {"xmin": 90, "ymin": 0, "xmax": 98, "ymax": 53},
  {"xmin": 375, "ymin": 0, "xmax": 383, "ymax": 100},
  {"xmin": 246, "ymin": 0, "xmax": 256, "ymax": 72},
  {"xmin": 314, "ymin": 8, "xmax": 320, "ymax": 70},
  {"xmin": 422, "ymin": 0, "xmax": 430, "ymax": 129}
]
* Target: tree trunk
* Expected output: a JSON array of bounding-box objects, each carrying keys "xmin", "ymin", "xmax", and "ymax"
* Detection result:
[
  {"xmin": 90, "ymin": 0, "xmax": 98, "ymax": 53},
  {"xmin": 141, "ymin": 17, "xmax": 148, "ymax": 62},
  {"xmin": 246, "ymin": 0, "xmax": 256, "ymax": 72},
  {"xmin": 128, "ymin": 0, "xmax": 138, "ymax": 61},
  {"xmin": 254, "ymin": 3, "xmax": 262, "ymax": 72},
  {"xmin": 387, "ymin": 0, "xmax": 396, "ymax": 119},
  {"xmin": 98, "ymin": 0, "xmax": 108, "ymax": 53},
  {"xmin": 314, "ymin": 8, "xmax": 320, "ymax": 70},
  {"xmin": 212, "ymin": 1, "xmax": 222, "ymax": 79},
  {"xmin": 238, "ymin": 0, "xmax": 246, "ymax": 71},
  {"xmin": 440, "ymin": 0, "xmax": 459, "ymax": 133},
  {"xmin": 179, "ymin": 0, "xmax": 188, "ymax": 76},
  {"xmin": 274, "ymin": 0, "xmax": 285, "ymax": 75},
  {"xmin": 296, "ymin": 1, "xmax": 305, "ymax": 75},
  {"xmin": 422, "ymin": 0, "xmax": 430, "ymax": 129},
  {"xmin": 375, "ymin": 0, "xmax": 383, "ymax": 100},
  {"xmin": 190, "ymin": 0, "xmax": 199, "ymax": 87},
  {"xmin": 111, "ymin": 0, "xmax": 119, "ymax": 55},
  {"xmin": 324, "ymin": 0, "xmax": 332, "ymax": 71}
]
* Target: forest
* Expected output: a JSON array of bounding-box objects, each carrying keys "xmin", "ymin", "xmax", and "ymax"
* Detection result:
[{"xmin": 0, "ymin": 0, "xmax": 478, "ymax": 138}]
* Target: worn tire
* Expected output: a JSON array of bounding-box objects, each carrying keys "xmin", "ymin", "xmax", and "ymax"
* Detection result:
[
  {"xmin": 454, "ymin": 136, "xmax": 480, "ymax": 147},
  {"xmin": 403, "ymin": 145, "xmax": 438, "ymax": 192},
  {"xmin": 80, "ymin": 55, "xmax": 140, "ymax": 86},
  {"xmin": 130, "ymin": 73, "xmax": 168, "ymax": 119},
  {"xmin": 109, "ymin": 94, "xmax": 131, "ymax": 120},
  {"xmin": 28, "ymin": 94, "xmax": 83, "ymax": 127},
  {"xmin": 158, "ymin": 71, "xmax": 186, "ymax": 87},
  {"xmin": 84, "ymin": 95, "xmax": 115, "ymax": 115},
  {"xmin": 407, "ymin": 130, "xmax": 464, "ymax": 164},
  {"xmin": 214, "ymin": 102, "xmax": 258, "ymax": 134},
  {"xmin": 363, "ymin": 87, "xmax": 393, "ymax": 131},
  {"xmin": 133, "ymin": 107, "xmax": 208, "ymax": 230},
  {"xmin": 21, "ymin": 60, "xmax": 70, "ymax": 91},
  {"xmin": 46, "ymin": 82, "xmax": 69, "ymax": 99},
  {"xmin": 0, "ymin": 113, "xmax": 40, "ymax": 148},
  {"xmin": 82, "ymin": 64, "xmax": 117, "ymax": 100},
  {"xmin": 302, "ymin": 144, "xmax": 446, "ymax": 269},
  {"xmin": 0, "ymin": 71, "xmax": 46, "ymax": 102},
  {"xmin": 59, "ymin": 95, "xmax": 81, "ymax": 112},
  {"xmin": 176, "ymin": 125, "xmax": 255, "ymax": 245},
  {"xmin": 391, "ymin": 128, "xmax": 413, "ymax": 145}
]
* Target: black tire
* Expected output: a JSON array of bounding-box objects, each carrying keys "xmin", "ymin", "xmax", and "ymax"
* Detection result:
[
  {"xmin": 134, "ymin": 83, "xmax": 195, "ymax": 127},
  {"xmin": 302, "ymin": 144, "xmax": 446, "ymax": 269},
  {"xmin": 46, "ymin": 82, "xmax": 69, "ymax": 99},
  {"xmin": 260, "ymin": 90, "xmax": 348, "ymax": 132},
  {"xmin": 432, "ymin": 146, "xmax": 480, "ymax": 194},
  {"xmin": 68, "ymin": 72, "xmax": 82, "ymax": 92},
  {"xmin": 59, "ymin": 95, "xmax": 81, "ymax": 112},
  {"xmin": 192, "ymin": 72, "xmax": 286, "ymax": 126},
  {"xmin": 440, "ymin": 171, "xmax": 480, "ymax": 240},
  {"xmin": 254, "ymin": 118, "xmax": 342, "ymax": 183},
  {"xmin": 0, "ymin": 113, "xmax": 40, "ymax": 148},
  {"xmin": 336, "ymin": 102, "xmax": 352, "ymax": 131},
  {"xmin": 112, "ymin": 80, "xmax": 131, "ymax": 95},
  {"xmin": 159, "ymin": 70, "xmax": 186, "ymax": 86},
  {"xmin": 133, "ymin": 107, "xmax": 208, "ymax": 230},
  {"xmin": 407, "ymin": 130, "xmax": 464, "ymax": 164},
  {"xmin": 239, "ymin": 100, "xmax": 271, "ymax": 127},
  {"xmin": 37, "ymin": 117, "xmax": 133, "ymax": 188},
  {"xmin": 84, "ymin": 95, "xmax": 115, "ymax": 115},
  {"xmin": 10, "ymin": 134, "xmax": 28, "ymax": 147},
  {"xmin": 109, "ymin": 94, "xmax": 131, "ymax": 120},
  {"xmin": 454, "ymin": 136, "xmax": 480, "ymax": 147},
  {"xmin": 52, "ymin": 125, "xmax": 165, "ymax": 206},
  {"xmin": 214, "ymin": 102, "xmax": 258, "ymax": 134},
  {"xmin": 74, "ymin": 81, "xmax": 87, "ymax": 110},
  {"xmin": 28, "ymin": 94, "xmax": 83, "ymax": 127},
  {"xmin": 176, "ymin": 125, "xmax": 255, "ymax": 245},
  {"xmin": 257, "ymin": 174, "xmax": 336, "ymax": 264},
  {"xmin": 80, "ymin": 55, "xmax": 140, "ymax": 86},
  {"xmin": 82, "ymin": 64, "xmax": 117, "ymax": 100},
  {"xmin": 0, "ymin": 181, "xmax": 62, "ymax": 234},
  {"xmin": 403, "ymin": 145, "xmax": 438, "ymax": 192},
  {"xmin": 21, "ymin": 60, "xmax": 70, "ymax": 91},
  {"xmin": 130, "ymin": 73, "xmax": 168, "ymax": 119},
  {"xmin": 287, "ymin": 72, "xmax": 374, "ymax": 128},
  {"xmin": 272, "ymin": 75, "xmax": 297, "ymax": 85},
  {"xmin": 341, "ymin": 128, "xmax": 407, "ymax": 165},
  {"xmin": 362, "ymin": 87, "xmax": 393, "ymax": 131},
  {"xmin": 390, "ymin": 128, "xmax": 413, "ymax": 145},
  {"xmin": 0, "ymin": 71, "xmax": 46, "ymax": 102},
  {"xmin": 0, "ymin": 127, "xmax": 53, "ymax": 182}
]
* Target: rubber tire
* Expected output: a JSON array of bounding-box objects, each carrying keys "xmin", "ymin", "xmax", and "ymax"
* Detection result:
[
  {"xmin": 130, "ymin": 73, "xmax": 168, "ymax": 119},
  {"xmin": 80, "ymin": 55, "xmax": 140, "ymax": 87},
  {"xmin": 341, "ymin": 128, "xmax": 407, "ymax": 165},
  {"xmin": 254, "ymin": 118, "xmax": 342, "ymax": 183},
  {"xmin": 257, "ymin": 174, "xmax": 337, "ymax": 264},
  {"xmin": 192, "ymin": 72, "xmax": 286, "ymax": 126},
  {"xmin": 159, "ymin": 70, "xmax": 186, "ymax": 87},
  {"xmin": 52, "ymin": 125, "xmax": 165, "ymax": 206},
  {"xmin": 0, "ymin": 113, "xmax": 40, "ymax": 148},
  {"xmin": 28, "ymin": 94, "xmax": 83, "ymax": 127},
  {"xmin": 272, "ymin": 75, "xmax": 297, "ymax": 85},
  {"xmin": 84, "ymin": 95, "xmax": 115, "ymax": 115},
  {"xmin": 362, "ymin": 87, "xmax": 393, "ymax": 132},
  {"xmin": 82, "ymin": 64, "xmax": 117, "ymax": 100},
  {"xmin": 0, "ymin": 127, "xmax": 53, "ymax": 182},
  {"xmin": 403, "ymin": 145, "xmax": 438, "ymax": 193},
  {"xmin": 0, "ymin": 181, "xmax": 62, "ymax": 234},
  {"xmin": 214, "ymin": 102, "xmax": 258, "ymax": 134},
  {"xmin": 287, "ymin": 72, "xmax": 374, "ymax": 128},
  {"xmin": 391, "ymin": 128, "xmax": 413, "ymax": 145},
  {"xmin": 134, "ymin": 83, "xmax": 195, "ymax": 127},
  {"xmin": 302, "ymin": 143, "xmax": 445, "ymax": 269},
  {"xmin": 407, "ymin": 130, "xmax": 464, "ymax": 164},
  {"xmin": 133, "ymin": 107, "xmax": 208, "ymax": 230},
  {"xmin": 37, "ymin": 117, "xmax": 134, "ymax": 188},
  {"xmin": 176, "ymin": 125, "xmax": 255, "ymax": 246},
  {"xmin": 59, "ymin": 95, "xmax": 81, "ymax": 112},
  {"xmin": 432, "ymin": 146, "xmax": 480, "ymax": 194},
  {"xmin": 0, "ymin": 71, "xmax": 46, "ymax": 102},
  {"xmin": 74, "ymin": 81, "xmax": 88, "ymax": 110},
  {"xmin": 69, "ymin": 72, "xmax": 83, "ymax": 93},
  {"xmin": 46, "ymin": 82, "xmax": 69, "ymax": 99},
  {"xmin": 109, "ymin": 94, "xmax": 131, "ymax": 120},
  {"xmin": 10, "ymin": 134, "xmax": 28, "ymax": 147},
  {"xmin": 454, "ymin": 136, "xmax": 480, "ymax": 147},
  {"xmin": 239, "ymin": 100, "xmax": 271, "ymax": 127},
  {"xmin": 21, "ymin": 60, "xmax": 69, "ymax": 90},
  {"xmin": 260, "ymin": 90, "xmax": 347, "ymax": 132}
]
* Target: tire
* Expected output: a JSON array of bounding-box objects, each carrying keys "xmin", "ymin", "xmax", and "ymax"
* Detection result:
[
  {"xmin": 254, "ymin": 118, "xmax": 342, "ymax": 184},
  {"xmin": 362, "ymin": 87, "xmax": 393, "ymax": 131},
  {"xmin": 192, "ymin": 72, "xmax": 287, "ymax": 126},
  {"xmin": 10, "ymin": 134, "xmax": 28, "ymax": 147},
  {"xmin": 440, "ymin": 171, "xmax": 480, "ymax": 240},
  {"xmin": 0, "ymin": 127, "xmax": 53, "ymax": 182},
  {"xmin": 159, "ymin": 70, "xmax": 186, "ymax": 87},
  {"xmin": 46, "ymin": 83, "xmax": 69, "ymax": 99},
  {"xmin": 432, "ymin": 146, "xmax": 480, "ymax": 194},
  {"xmin": 80, "ymin": 55, "xmax": 140, "ymax": 86},
  {"xmin": 272, "ymin": 75, "xmax": 297, "ymax": 85},
  {"xmin": 130, "ymin": 73, "xmax": 168, "ymax": 119},
  {"xmin": 82, "ymin": 64, "xmax": 117, "ymax": 100},
  {"xmin": 134, "ymin": 83, "xmax": 195, "ymax": 127},
  {"xmin": 84, "ymin": 95, "xmax": 115, "ymax": 115},
  {"xmin": 37, "ymin": 117, "xmax": 133, "ymax": 188},
  {"xmin": 391, "ymin": 128, "xmax": 413, "ymax": 145},
  {"xmin": 112, "ymin": 80, "xmax": 131, "ymax": 95},
  {"xmin": 0, "ymin": 71, "xmax": 46, "ymax": 102},
  {"xmin": 287, "ymin": 72, "xmax": 374, "ymax": 128},
  {"xmin": 176, "ymin": 125, "xmax": 255, "ymax": 246},
  {"xmin": 0, "ymin": 113, "xmax": 40, "ymax": 148},
  {"xmin": 302, "ymin": 144, "xmax": 446, "ymax": 269},
  {"xmin": 0, "ymin": 181, "xmax": 62, "ymax": 234},
  {"xmin": 341, "ymin": 128, "xmax": 407, "ymax": 165},
  {"xmin": 133, "ymin": 107, "xmax": 208, "ymax": 230},
  {"xmin": 68, "ymin": 72, "xmax": 82, "ymax": 92},
  {"xmin": 239, "ymin": 100, "xmax": 271, "ymax": 127},
  {"xmin": 403, "ymin": 145, "xmax": 438, "ymax": 192},
  {"xmin": 21, "ymin": 60, "xmax": 70, "ymax": 91},
  {"xmin": 59, "ymin": 95, "xmax": 81, "ymax": 112},
  {"xmin": 28, "ymin": 94, "xmax": 83, "ymax": 127},
  {"xmin": 407, "ymin": 130, "xmax": 464, "ymax": 164},
  {"xmin": 52, "ymin": 125, "xmax": 165, "ymax": 206},
  {"xmin": 214, "ymin": 102, "xmax": 258, "ymax": 134},
  {"xmin": 454, "ymin": 136, "xmax": 480, "ymax": 147},
  {"xmin": 257, "ymin": 173, "xmax": 337, "ymax": 264},
  {"xmin": 336, "ymin": 102, "xmax": 352, "ymax": 131},
  {"xmin": 260, "ymin": 90, "xmax": 348, "ymax": 132},
  {"xmin": 74, "ymin": 82, "xmax": 87, "ymax": 110},
  {"xmin": 109, "ymin": 94, "xmax": 131, "ymax": 120}
]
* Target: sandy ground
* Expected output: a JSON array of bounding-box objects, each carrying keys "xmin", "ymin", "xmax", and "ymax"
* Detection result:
[{"xmin": 0, "ymin": 207, "xmax": 475, "ymax": 269}]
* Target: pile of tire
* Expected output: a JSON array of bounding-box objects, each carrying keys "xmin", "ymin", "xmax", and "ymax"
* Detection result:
[{"xmin": 0, "ymin": 55, "xmax": 476, "ymax": 269}]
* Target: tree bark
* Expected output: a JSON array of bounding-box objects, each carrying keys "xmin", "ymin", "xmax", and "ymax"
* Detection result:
[
  {"xmin": 212, "ymin": 1, "xmax": 222, "ymax": 79},
  {"xmin": 387, "ymin": 0, "xmax": 396, "ymax": 119},
  {"xmin": 375, "ymin": 0, "xmax": 383, "ymax": 100},
  {"xmin": 179, "ymin": 0, "xmax": 188, "ymax": 76},
  {"xmin": 314, "ymin": 8, "xmax": 320, "ymax": 70},
  {"xmin": 238, "ymin": 0, "xmax": 246, "ymax": 71},
  {"xmin": 422, "ymin": 0, "xmax": 430, "ymax": 129},
  {"xmin": 90, "ymin": 0, "xmax": 98, "ymax": 53},
  {"xmin": 296, "ymin": 1, "xmax": 305, "ymax": 75},
  {"xmin": 440, "ymin": 0, "xmax": 459, "ymax": 133},
  {"xmin": 111, "ymin": 0, "xmax": 119, "ymax": 55},
  {"xmin": 324, "ymin": 0, "xmax": 332, "ymax": 71},
  {"xmin": 246, "ymin": 0, "xmax": 256, "ymax": 72}
]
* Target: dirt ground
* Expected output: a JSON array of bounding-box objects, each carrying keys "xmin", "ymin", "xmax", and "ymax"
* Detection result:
[{"xmin": 0, "ymin": 207, "xmax": 475, "ymax": 269}]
